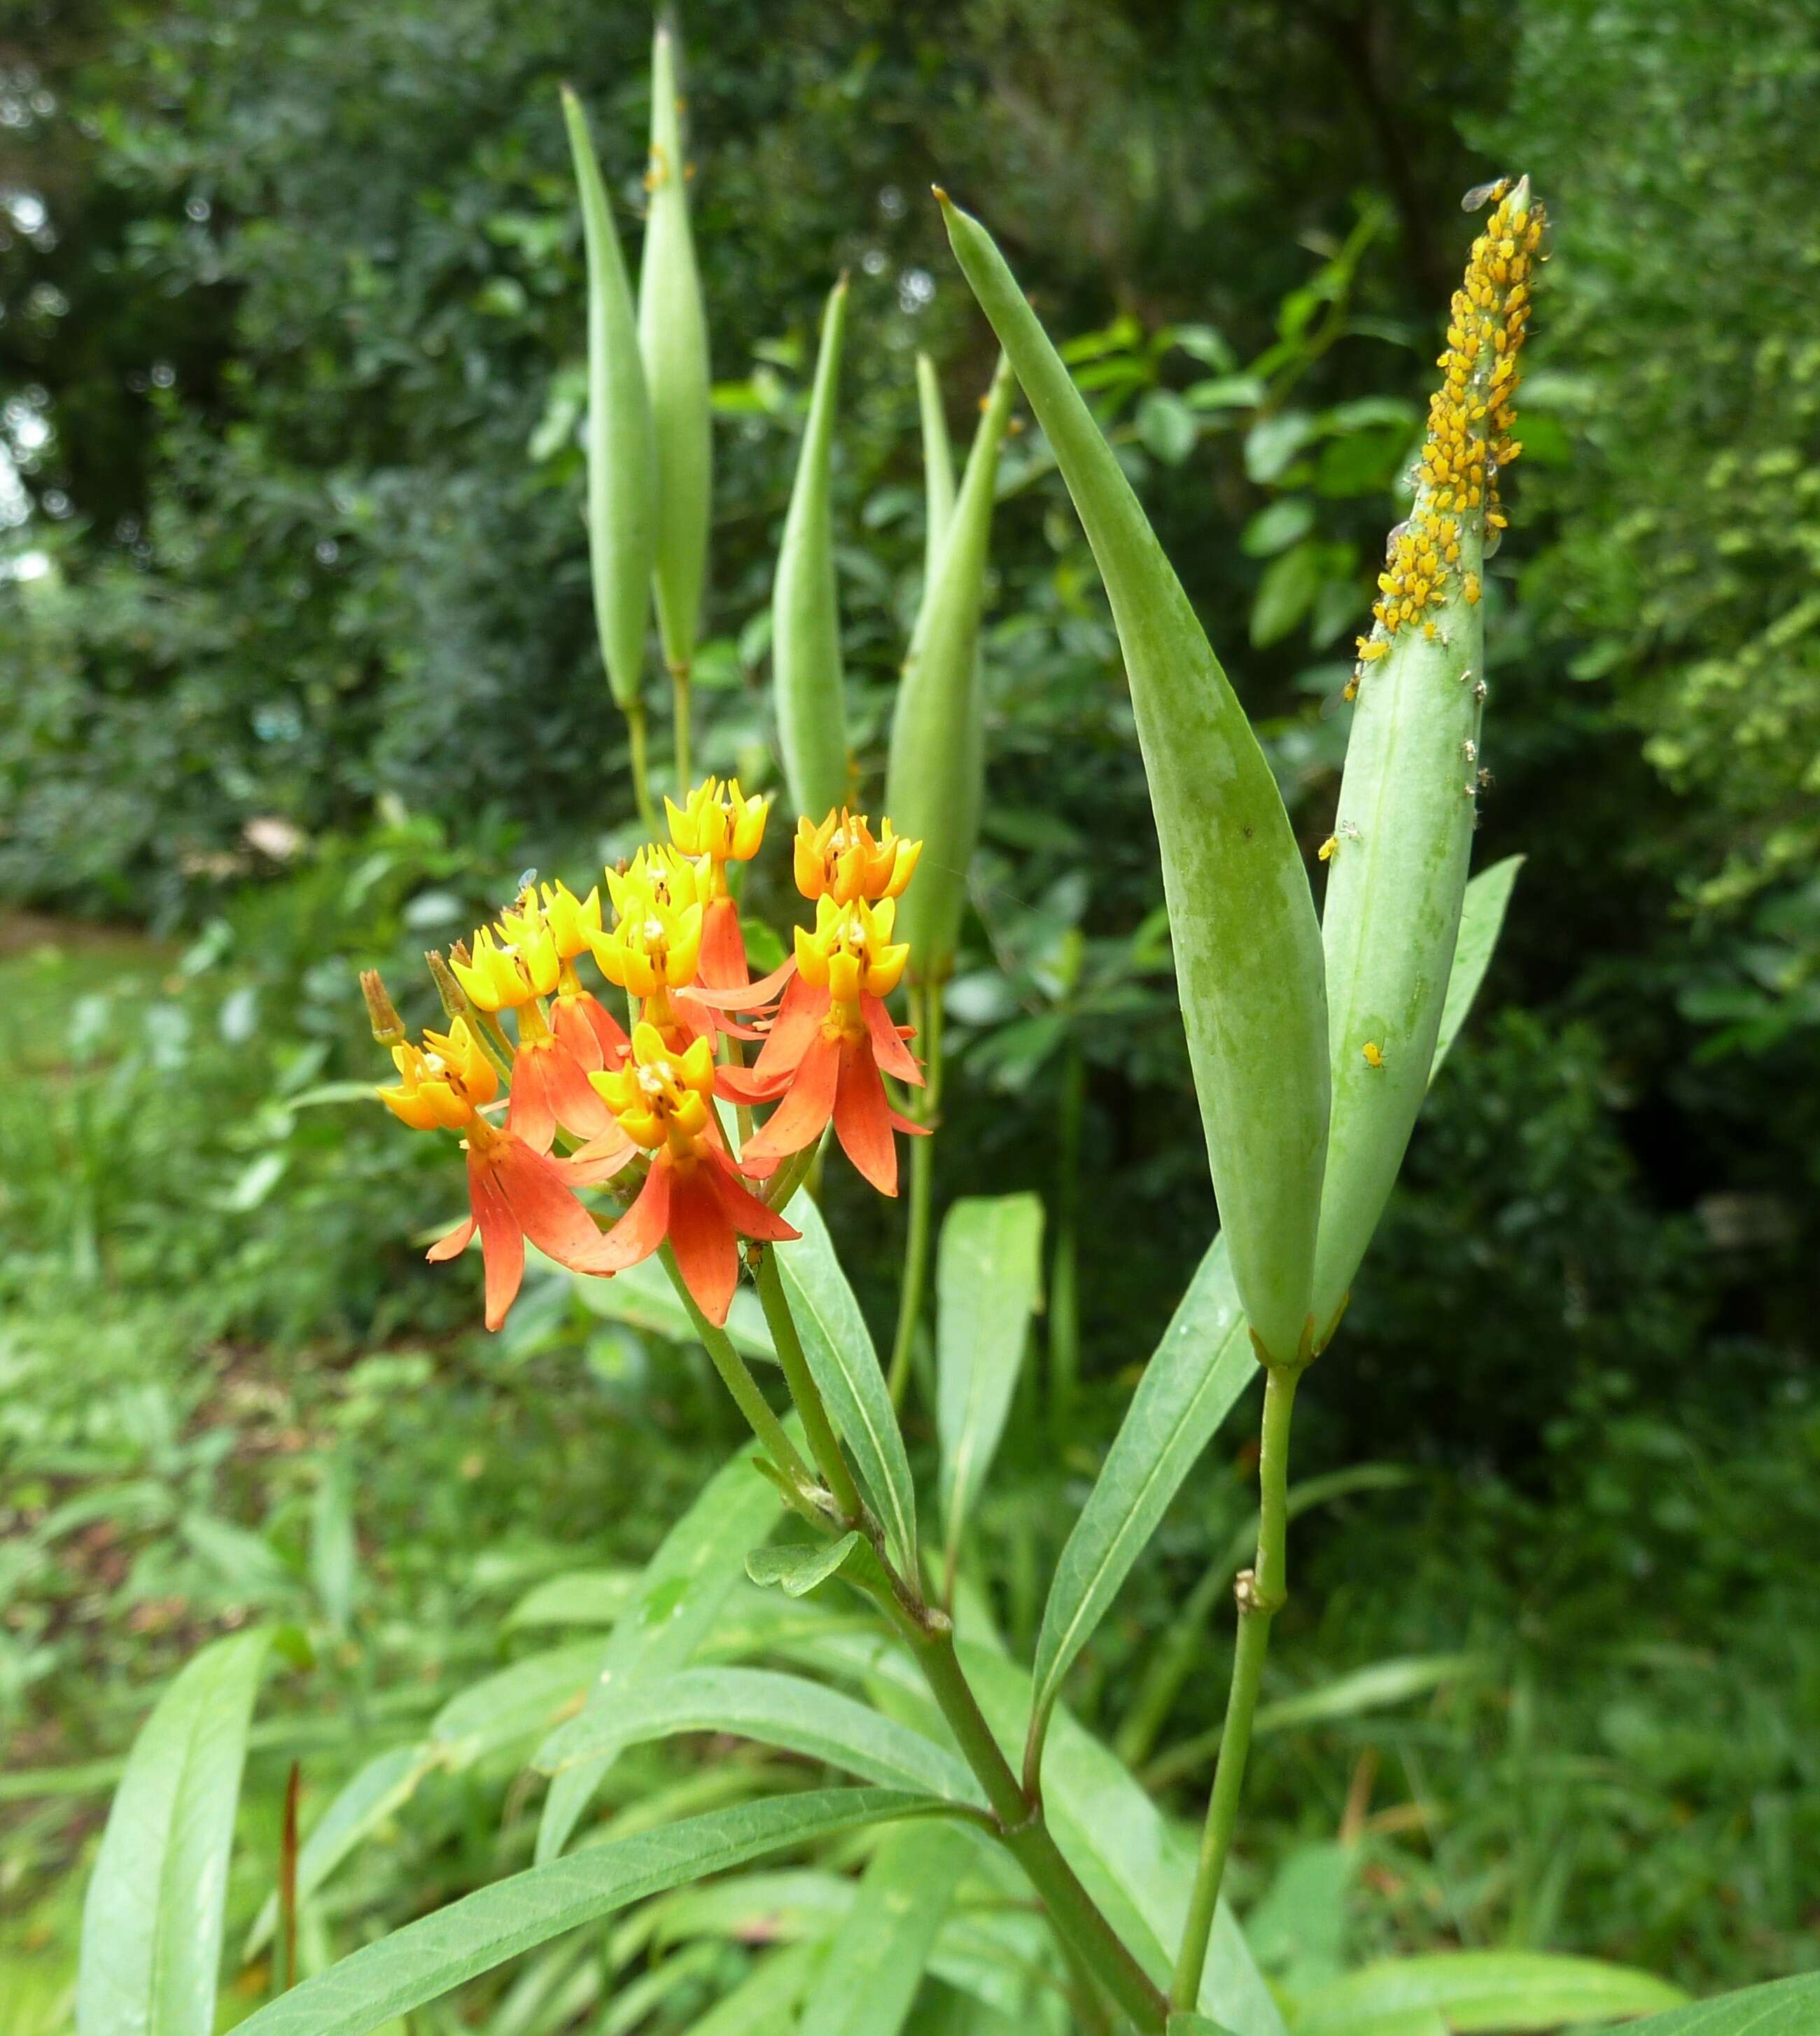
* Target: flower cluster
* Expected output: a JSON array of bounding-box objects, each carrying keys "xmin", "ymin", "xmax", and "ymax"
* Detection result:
[{"xmin": 370, "ymin": 781, "xmax": 926, "ymax": 1330}]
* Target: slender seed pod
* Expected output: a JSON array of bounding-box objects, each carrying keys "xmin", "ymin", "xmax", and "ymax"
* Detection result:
[
  {"xmin": 560, "ymin": 87, "xmax": 657, "ymax": 714},
  {"xmin": 885, "ymin": 356, "xmax": 1016, "ymax": 986},
  {"xmin": 772, "ymin": 276, "xmax": 850, "ymax": 820},
  {"xmin": 939, "ymin": 192, "xmax": 1329, "ymax": 1367},
  {"xmin": 916, "ymin": 351, "xmax": 956, "ymax": 580},
  {"xmin": 1312, "ymin": 177, "xmax": 1545, "ymax": 1339},
  {"xmin": 638, "ymin": 21, "xmax": 711, "ymax": 681}
]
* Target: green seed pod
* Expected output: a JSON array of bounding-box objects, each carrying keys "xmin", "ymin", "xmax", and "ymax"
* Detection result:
[
  {"xmin": 939, "ymin": 192, "xmax": 1328, "ymax": 1367},
  {"xmin": 638, "ymin": 22, "xmax": 711, "ymax": 681},
  {"xmin": 772, "ymin": 276, "xmax": 850, "ymax": 821},
  {"xmin": 916, "ymin": 351, "xmax": 956, "ymax": 578},
  {"xmin": 885, "ymin": 356, "xmax": 1015, "ymax": 984},
  {"xmin": 1312, "ymin": 176, "xmax": 1545, "ymax": 1338},
  {"xmin": 560, "ymin": 86, "xmax": 657, "ymax": 714}
]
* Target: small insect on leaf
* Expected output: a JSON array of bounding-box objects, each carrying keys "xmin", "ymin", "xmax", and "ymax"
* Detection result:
[{"xmin": 1362, "ymin": 1041, "xmax": 1385, "ymax": 1071}]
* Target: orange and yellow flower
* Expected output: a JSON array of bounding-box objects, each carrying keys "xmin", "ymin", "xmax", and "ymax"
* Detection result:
[
  {"xmin": 377, "ymin": 1017, "xmax": 620, "ymax": 1330},
  {"xmin": 589, "ymin": 1021, "xmax": 799, "ymax": 1324},
  {"xmin": 793, "ymin": 807, "xmax": 920, "ymax": 907},
  {"xmin": 724, "ymin": 893, "xmax": 926, "ymax": 1195},
  {"xmin": 368, "ymin": 788, "xmax": 927, "ymax": 1334},
  {"xmin": 666, "ymin": 778, "xmax": 769, "ymax": 1033}
]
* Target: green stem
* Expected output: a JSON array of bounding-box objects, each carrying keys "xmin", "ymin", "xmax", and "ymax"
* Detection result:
[
  {"xmin": 888, "ymin": 981, "xmax": 943, "ymax": 1409},
  {"xmin": 867, "ymin": 1585, "xmax": 1163, "ymax": 2032},
  {"xmin": 626, "ymin": 698, "xmax": 659, "ymax": 836},
  {"xmin": 1170, "ymin": 1363, "xmax": 1298, "ymax": 2011},
  {"xmin": 671, "ymin": 662, "xmax": 692, "ymax": 793},
  {"xmin": 753, "ymin": 1247, "xmax": 864, "ymax": 1524},
  {"xmin": 662, "ymin": 1243, "xmax": 814, "ymax": 1494}
]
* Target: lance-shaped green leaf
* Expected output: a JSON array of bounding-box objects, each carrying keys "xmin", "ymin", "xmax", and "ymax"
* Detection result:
[
  {"xmin": 561, "ymin": 85, "xmax": 657, "ymax": 711},
  {"xmin": 1294, "ymin": 1951, "xmax": 1684, "ymax": 2036},
  {"xmin": 534, "ymin": 1664, "xmax": 979, "ymax": 1803},
  {"xmin": 536, "ymin": 1433, "xmax": 786, "ymax": 1862},
  {"xmin": 1625, "ymin": 1973, "xmax": 1820, "ymax": 2036},
  {"xmin": 77, "ymin": 1626, "xmax": 273, "ymax": 2036},
  {"xmin": 639, "ymin": 21, "xmax": 711, "ymax": 680},
  {"xmin": 773, "ymin": 275, "xmax": 850, "ymax": 818},
  {"xmin": 1030, "ymin": 1232, "xmax": 1250, "ymax": 1753},
  {"xmin": 886, "ymin": 356, "xmax": 1016, "ymax": 983},
  {"xmin": 939, "ymin": 193, "xmax": 1327, "ymax": 1365},
  {"xmin": 936, "ymin": 1192, "xmax": 1043, "ymax": 1568},
  {"xmin": 1432, "ymin": 853, "xmax": 1522, "ymax": 1075},
  {"xmin": 916, "ymin": 351, "xmax": 956, "ymax": 576},
  {"xmin": 804, "ymin": 1820, "xmax": 976, "ymax": 2036},
  {"xmin": 1311, "ymin": 180, "xmax": 1544, "ymax": 1335},
  {"xmin": 774, "ymin": 1190, "xmax": 917, "ymax": 1573},
  {"xmin": 231, "ymin": 1790, "xmax": 932, "ymax": 2036}
]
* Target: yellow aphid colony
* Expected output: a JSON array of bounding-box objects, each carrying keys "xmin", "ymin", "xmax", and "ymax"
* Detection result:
[{"xmin": 1349, "ymin": 176, "xmax": 1546, "ymax": 692}]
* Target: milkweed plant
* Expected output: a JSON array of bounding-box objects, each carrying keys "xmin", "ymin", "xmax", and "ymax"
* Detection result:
[{"xmin": 76, "ymin": 25, "xmax": 1795, "ymax": 2036}]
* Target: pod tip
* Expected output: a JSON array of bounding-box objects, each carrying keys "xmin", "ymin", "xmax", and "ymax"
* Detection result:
[{"xmin": 930, "ymin": 184, "xmax": 950, "ymax": 208}]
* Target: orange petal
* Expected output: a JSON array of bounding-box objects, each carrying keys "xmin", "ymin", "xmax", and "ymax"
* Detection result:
[
  {"xmin": 715, "ymin": 1060, "xmax": 789, "ymax": 1106},
  {"xmin": 862, "ymin": 993, "xmax": 923, "ymax": 1085},
  {"xmin": 697, "ymin": 895, "xmax": 750, "ymax": 990},
  {"xmin": 704, "ymin": 1150, "xmax": 801, "ymax": 1243},
  {"xmin": 832, "ymin": 1035, "xmax": 899, "ymax": 1195},
  {"xmin": 741, "ymin": 1029, "xmax": 841, "ymax": 1166},
  {"xmin": 666, "ymin": 1166, "xmax": 740, "ymax": 1325},
  {"xmin": 506, "ymin": 1046, "xmax": 558, "ymax": 1154},
  {"xmin": 595, "ymin": 1153, "xmax": 674, "ymax": 1274},
  {"xmin": 426, "ymin": 1214, "xmax": 477, "ymax": 1263},
  {"xmin": 888, "ymin": 1105, "xmax": 932, "ymax": 1138},
  {"xmin": 466, "ymin": 1150, "xmax": 525, "ymax": 1330},
  {"xmin": 685, "ymin": 954, "xmax": 797, "ymax": 1011},
  {"xmin": 492, "ymin": 1135, "xmax": 615, "ymax": 1274},
  {"xmin": 550, "ymin": 1125, "xmax": 638, "ymax": 1186},
  {"xmin": 750, "ymin": 975, "xmax": 828, "ymax": 1079},
  {"xmin": 554, "ymin": 992, "xmax": 628, "ymax": 1072},
  {"xmin": 540, "ymin": 1038, "xmax": 616, "ymax": 1138}
]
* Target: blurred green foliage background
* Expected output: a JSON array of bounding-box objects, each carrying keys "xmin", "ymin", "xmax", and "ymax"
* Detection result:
[{"xmin": 1, "ymin": 0, "xmax": 1816, "ymax": 2020}]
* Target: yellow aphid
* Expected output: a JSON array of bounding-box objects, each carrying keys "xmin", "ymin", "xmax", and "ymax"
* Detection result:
[
  {"xmin": 1317, "ymin": 835, "xmax": 1338, "ymax": 863},
  {"xmin": 377, "ymin": 1018, "xmax": 498, "ymax": 1131},
  {"xmin": 1368, "ymin": 178, "xmax": 1543, "ymax": 645},
  {"xmin": 1362, "ymin": 1040, "xmax": 1386, "ymax": 1071},
  {"xmin": 1464, "ymin": 573, "xmax": 1483, "ymax": 606}
]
